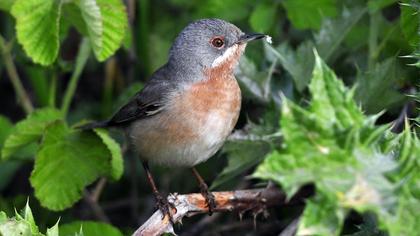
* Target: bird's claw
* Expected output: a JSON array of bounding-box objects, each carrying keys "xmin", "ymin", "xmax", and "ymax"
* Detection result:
[
  {"xmin": 155, "ymin": 194, "xmax": 176, "ymax": 224},
  {"xmin": 199, "ymin": 183, "xmax": 217, "ymax": 215}
]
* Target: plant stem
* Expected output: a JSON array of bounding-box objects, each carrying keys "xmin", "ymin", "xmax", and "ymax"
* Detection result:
[
  {"xmin": 61, "ymin": 38, "xmax": 91, "ymax": 117},
  {"xmin": 48, "ymin": 72, "xmax": 57, "ymax": 108},
  {"xmin": 0, "ymin": 35, "xmax": 34, "ymax": 114}
]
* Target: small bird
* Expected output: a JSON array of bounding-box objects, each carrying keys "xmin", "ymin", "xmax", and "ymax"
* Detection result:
[{"xmin": 82, "ymin": 18, "xmax": 266, "ymax": 220}]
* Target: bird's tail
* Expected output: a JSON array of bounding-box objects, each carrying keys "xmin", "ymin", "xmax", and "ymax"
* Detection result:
[{"xmin": 76, "ymin": 120, "xmax": 111, "ymax": 130}]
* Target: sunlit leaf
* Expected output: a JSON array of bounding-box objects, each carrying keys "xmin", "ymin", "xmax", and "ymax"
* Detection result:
[
  {"xmin": 94, "ymin": 128, "xmax": 123, "ymax": 181},
  {"xmin": 11, "ymin": 0, "xmax": 62, "ymax": 65}
]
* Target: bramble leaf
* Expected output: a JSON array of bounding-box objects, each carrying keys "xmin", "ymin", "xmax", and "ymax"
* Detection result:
[
  {"xmin": 30, "ymin": 121, "xmax": 110, "ymax": 211},
  {"xmin": 11, "ymin": 0, "xmax": 62, "ymax": 65},
  {"xmin": 94, "ymin": 128, "xmax": 123, "ymax": 181},
  {"xmin": 1, "ymin": 108, "xmax": 63, "ymax": 159}
]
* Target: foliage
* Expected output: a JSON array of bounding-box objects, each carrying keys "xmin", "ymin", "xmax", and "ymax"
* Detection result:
[
  {"xmin": 254, "ymin": 52, "xmax": 419, "ymax": 235},
  {"xmin": 0, "ymin": 0, "xmax": 418, "ymax": 235}
]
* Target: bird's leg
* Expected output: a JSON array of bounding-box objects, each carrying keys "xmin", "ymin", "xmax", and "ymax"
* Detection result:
[
  {"xmin": 191, "ymin": 167, "xmax": 216, "ymax": 215},
  {"xmin": 142, "ymin": 161, "xmax": 175, "ymax": 222}
]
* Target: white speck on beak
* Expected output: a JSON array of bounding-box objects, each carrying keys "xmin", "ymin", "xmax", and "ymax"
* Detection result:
[{"xmin": 265, "ymin": 35, "xmax": 272, "ymax": 44}]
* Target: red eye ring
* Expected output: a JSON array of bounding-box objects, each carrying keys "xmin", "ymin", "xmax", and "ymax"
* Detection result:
[{"xmin": 211, "ymin": 37, "xmax": 224, "ymax": 48}]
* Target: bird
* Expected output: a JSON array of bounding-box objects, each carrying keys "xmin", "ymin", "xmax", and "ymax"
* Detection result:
[{"xmin": 81, "ymin": 18, "xmax": 266, "ymax": 221}]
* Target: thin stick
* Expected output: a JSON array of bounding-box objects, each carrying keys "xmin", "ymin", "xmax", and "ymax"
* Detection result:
[{"xmin": 133, "ymin": 186, "xmax": 286, "ymax": 236}]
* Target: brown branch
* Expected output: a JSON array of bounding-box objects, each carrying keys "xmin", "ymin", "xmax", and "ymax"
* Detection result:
[{"xmin": 132, "ymin": 186, "xmax": 285, "ymax": 236}]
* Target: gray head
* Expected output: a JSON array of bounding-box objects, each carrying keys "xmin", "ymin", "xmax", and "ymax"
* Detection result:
[{"xmin": 168, "ymin": 19, "xmax": 265, "ymax": 74}]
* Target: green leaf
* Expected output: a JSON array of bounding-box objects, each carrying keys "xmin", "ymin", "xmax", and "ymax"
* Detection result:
[
  {"xmin": 16, "ymin": 200, "xmax": 39, "ymax": 235},
  {"xmin": 264, "ymin": 41, "xmax": 315, "ymax": 92},
  {"xmin": 78, "ymin": 0, "xmax": 128, "ymax": 61},
  {"xmin": 400, "ymin": 0, "xmax": 420, "ymax": 47},
  {"xmin": 93, "ymin": 128, "xmax": 123, "ymax": 181},
  {"xmin": 46, "ymin": 220, "xmax": 59, "ymax": 236},
  {"xmin": 59, "ymin": 221, "xmax": 123, "ymax": 236},
  {"xmin": 309, "ymin": 50, "xmax": 364, "ymax": 129},
  {"xmin": 0, "ymin": 0, "xmax": 15, "ymax": 12},
  {"xmin": 282, "ymin": 0, "xmax": 337, "ymax": 30},
  {"xmin": 297, "ymin": 196, "xmax": 344, "ymax": 236},
  {"xmin": 1, "ymin": 108, "xmax": 63, "ymax": 159},
  {"xmin": 254, "ymin": 50, "xmax": 417, "ymax": 235},
  {"xmin": 315, "ymin": 7, "xmax": 367, "ymax": 61},
  {"xmin": 249, "ymin": 3, "xmax": 277, "ymax": 33},
  {"xmin": 30, "ymin": 121, "xmax": 110, "ymax": 211},
  {"xmin": 11, "ymin": 0, "xmax": 62, "ymax": 65},
  {"xmin": 355, "ymin": 58, "xmax": 406, "ymax": 113}
]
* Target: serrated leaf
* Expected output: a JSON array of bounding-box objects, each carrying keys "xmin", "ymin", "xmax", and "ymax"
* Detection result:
[
  {"xmin": 19, "ymin": 200, "xmax": 38, "ymax": 235},
  {"xmin": 30, "ymin": 121, "xmax": 110, "ymax": 211},
  {"xmin": 94, "ymin": 128, "xmax": 123, "ymax": 180},
  {"xmin": 282, "ymin": 0, "xmax": 337, "ymax": 30},
  {"xmin": 0, "ymin": 219, "xmax": 31, "ymax": 236},
  {"xmin": 46, "ymin": 220, "xmax": 59, "ymax": 236},
  {"xmin": 1, "ymin": 108, "xmax": 63, "ymax": 159},
  {"xmin": 249, "ymin": 3, "xmax": 277, "ymax": 33},
  {"xmin": 11, "ymin": 0, "xmax": 62, "ymax": 65},
  {"xmin": 297, "ymin": 197, "xmax": 344, "ymax": 236},
  {"xmin": 315, "ymin": 7, "xmax": 366, "ymax": 61},
  {"xmin": 78, "ymin": 0, "xmax": 127, "ymax": 61},
  {"xmin": 310, "ymin": 51, "xmax": 364, "ymax": 129},
  {"xmin": 264, "ymin": 41, "xmax": 314, "ymax": 91},
  {"xmin": 59, "ymin": 221, "xmax": 123, "ymax": 236}
]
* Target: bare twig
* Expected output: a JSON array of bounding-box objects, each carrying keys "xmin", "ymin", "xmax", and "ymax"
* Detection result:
[
  {"xmin": 83, "ymin": 189, "xmax": 110, "ymax": 223},
  {"xmin": 133, "ymin": 186, "xmax": 285, "ymax": 236}
]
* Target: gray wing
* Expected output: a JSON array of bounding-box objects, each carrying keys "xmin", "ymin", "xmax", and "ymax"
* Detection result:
[{"xmin": 107, "ymin": 65, "xmax": 176, "ymax": 126}]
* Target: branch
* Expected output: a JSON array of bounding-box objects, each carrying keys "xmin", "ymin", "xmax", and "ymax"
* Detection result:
[{"xmin": 133, "ymin": 186, "xmax": 285, "ymax": 236}]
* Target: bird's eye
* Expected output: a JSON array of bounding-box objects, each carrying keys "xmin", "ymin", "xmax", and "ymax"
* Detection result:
[{"xmin": 211, "ymin": 37, "xmax": 224, "ymax": 48}]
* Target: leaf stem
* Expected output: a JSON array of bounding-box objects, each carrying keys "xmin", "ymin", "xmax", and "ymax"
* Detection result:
[
  {"xmin": 61, "ymin": 38, "xmax": 91, "ymax": 117},
  {"xmin": 48, "ymin": 72, "xmax": 57, "ymax": 108},
  {"xmin": 0, "ymin": 35, "xmax": 34, "ymax": 114}
]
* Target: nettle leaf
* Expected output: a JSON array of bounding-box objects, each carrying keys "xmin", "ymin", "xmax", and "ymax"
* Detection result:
[
  {"xmin": 282, "ymin": 0, "xmax": 337, "ymax": 30},
  {"xmin": 77, "ymin": 0, "xmax": 128, "ymax": 61},
  {"xmin": 59, "ymin": 221, "xmax": 123, "ymax": 236},
  {"xmin": 30, "ymin": 121, "xmax": 111, "ymax": 211},
  {"xmin": 94, "ymin": 128, "xmax": 123, "ymax": 181},
  {"xmin": 1, "ymin": 108, "xmax": 63, "ymax": 159},
  {"xmin": 11, "ymin": 0, "xmax": 62, "ymax": 65}
]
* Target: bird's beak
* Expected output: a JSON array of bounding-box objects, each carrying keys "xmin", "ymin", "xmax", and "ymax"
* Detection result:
[{"xmin": 235, "ymin": 33, "xmax": 266, "ymax": 44}]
